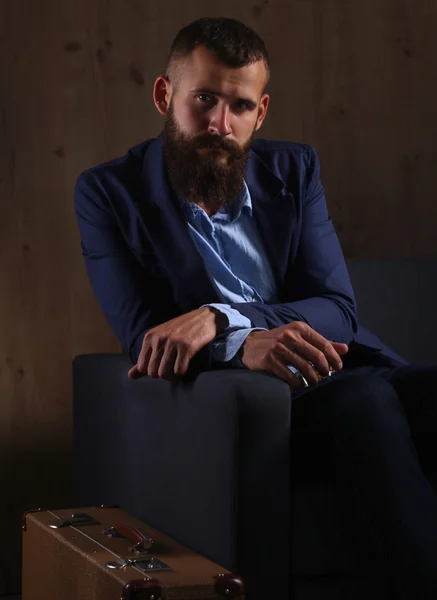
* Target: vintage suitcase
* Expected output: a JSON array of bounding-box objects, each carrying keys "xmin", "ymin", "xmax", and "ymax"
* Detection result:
[{"xmin": 22, "ymin": 506, "xmax": 244, "ymax": 600}]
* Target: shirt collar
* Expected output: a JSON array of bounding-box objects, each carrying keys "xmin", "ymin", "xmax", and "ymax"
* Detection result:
[{"xmin": 234, "ymin": 180, "xmax": 252, "ymax": 220}]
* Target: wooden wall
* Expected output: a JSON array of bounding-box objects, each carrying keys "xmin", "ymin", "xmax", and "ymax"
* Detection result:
[{"xmin": 1, "ymin": 0, "xmax": 436, "ymax": 593}]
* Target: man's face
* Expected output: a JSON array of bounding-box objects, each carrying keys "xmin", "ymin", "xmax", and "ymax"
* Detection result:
[
  {"xmin": 157, "ymin": 46, "xmax": 269, "ymax": 212},
  {"xmin": 167, "ymin": 45, "xmax": 268, "ymax": 156}
]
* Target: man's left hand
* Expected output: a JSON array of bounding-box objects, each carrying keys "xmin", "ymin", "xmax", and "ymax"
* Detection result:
[{"xmin": 128, "ymin": 307, "xmax": 228, "ymax": 381}]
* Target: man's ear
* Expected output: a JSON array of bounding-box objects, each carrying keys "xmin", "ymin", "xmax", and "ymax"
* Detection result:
[
  {"xmin": 153, "ymin": 76, "xmax": 173, "ymax": 115},
  {"xmin": 255, "ymin": 94, "xmax": 270, "ymax": 131}
]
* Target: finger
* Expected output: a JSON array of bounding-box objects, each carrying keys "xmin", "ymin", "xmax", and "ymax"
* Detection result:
[
  {"xmin": 173, "ymin": 344, "xmax": 192, "ymax": 376},
  {"xmin": 283, "ymin": 338, "xmax": 331, "ymax": 377},
  {"xmin": 137, "ymin": 343, "xmax": 153, "ymax": 374},
  {"xmin": 157, "ymin": 345, "xmax": 178, "ymax": 380},
  {"xmin": 274, "ymin": 344, "xmax": 320, "ymax": 386},
  {"xmin": 269, "ymin": 355, "xmax": 306, "ymax": 389},
  {"xmin": 331, "ymin": 342, "xmax": 349, "ymax": 355},
  {"xmin": 300, "ymin": 330, "xmax": 344, "ymax": 371},
  {"xmin": 147, "ymin": 345, "xmax": 165, "ymax": 378},
  {"xmin": 128, "ymin": 365, "xmax": 145, "ymax": 380}
]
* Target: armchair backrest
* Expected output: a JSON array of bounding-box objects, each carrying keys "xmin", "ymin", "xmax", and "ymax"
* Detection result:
[{"xmin": 347, "ymin": 258, "xmax": 437, "ymax": 364}]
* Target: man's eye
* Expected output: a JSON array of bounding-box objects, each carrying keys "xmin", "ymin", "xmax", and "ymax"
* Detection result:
[
  {"xmin": 234, "ymin": 101, "xmax": 251, "ymax": 111},
  {"xmin": 197, "ymin": 94, "xmax": 213, "ymax": 103}
]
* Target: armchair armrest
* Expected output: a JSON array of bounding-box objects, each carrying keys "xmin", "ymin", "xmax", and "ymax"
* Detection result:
[
  {"xmin": 73, "ymin": 353, "xmax": 240, "ymax": 570},
  {"xmin": 73, "ymin": 354, "xmax": 292, "ymax": 598}
]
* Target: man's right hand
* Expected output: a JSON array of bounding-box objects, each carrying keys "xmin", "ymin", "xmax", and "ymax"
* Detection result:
[{"xmin": 239, "ymin": 321, "xmax": 349, "ymax": 388}]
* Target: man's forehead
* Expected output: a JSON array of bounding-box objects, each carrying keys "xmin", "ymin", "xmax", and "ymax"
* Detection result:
[{"xmin": 177, "ymin": 46, "xmax": 267, "ymax": 91}]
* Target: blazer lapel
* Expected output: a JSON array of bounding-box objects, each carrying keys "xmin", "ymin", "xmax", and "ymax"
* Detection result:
[
  {"xmin": 133, "ymin": 135, "xmax": 223, "ymax": 311},
  {"xmin": 245, "ymin": 150, "xmax": 297, "ymax": 292}
]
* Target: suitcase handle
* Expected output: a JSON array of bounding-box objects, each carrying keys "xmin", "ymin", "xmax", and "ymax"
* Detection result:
[{"xmin": 106, "ymin": 523, "xmax": 154, "ymax": 553}]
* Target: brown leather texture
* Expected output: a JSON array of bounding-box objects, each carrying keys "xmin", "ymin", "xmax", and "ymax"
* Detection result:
[{"xmin": 22, "ymin": 507, "xmax": 244, "ymax": 600}]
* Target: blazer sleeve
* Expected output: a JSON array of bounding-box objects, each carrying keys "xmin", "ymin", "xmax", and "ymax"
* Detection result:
[
  {"xmin": 74, "ymin": 172, "xmax": 205, "ymax": 368},
  {"xmin": 228, "ymin": 147, "xmax": 358, "ymax": 344}
]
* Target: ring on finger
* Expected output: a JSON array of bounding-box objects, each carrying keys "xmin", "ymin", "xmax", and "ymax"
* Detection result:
[
  {"xmin": 295, "ymin": 371, "xmax": 310, "ymax": 388},
  {"xmin": 295, "ymin": 365, "xmax": 320, "ymax": 388},
  {"xmin": 308, "ymin": 361, "xmax": 322, "ymax": 380},
  {"xmin": 309, "ymin": 361, "xmax": 334, "ymax": 380}
]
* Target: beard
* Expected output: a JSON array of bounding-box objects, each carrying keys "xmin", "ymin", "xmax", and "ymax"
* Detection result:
[{"xmin": 162, "ymin": 103, "xmax": 255, "ymax": 214}]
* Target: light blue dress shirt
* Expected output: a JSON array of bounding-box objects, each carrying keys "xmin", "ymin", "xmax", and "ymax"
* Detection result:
[{"xmin": 182, "ymin": 182, "xmax": 299, "ymax": 373}]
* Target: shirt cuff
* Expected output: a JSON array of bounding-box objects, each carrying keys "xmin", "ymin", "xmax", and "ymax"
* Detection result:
[
  {"xmin": 206, "ymin": 313, "xmax": 301, "ymax": 376},
  {"xmin": 201, "ymin": 303, "xmax": 252, "ymax": 331},
  {"xmin": 211, "ymin": 327, "xmax": 266, "ymax": 363}
]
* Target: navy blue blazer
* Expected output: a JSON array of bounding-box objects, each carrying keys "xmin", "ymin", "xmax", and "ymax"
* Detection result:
[{"xmin": 74, "ymin": 134, "xmax": 406, "ymax": 374}]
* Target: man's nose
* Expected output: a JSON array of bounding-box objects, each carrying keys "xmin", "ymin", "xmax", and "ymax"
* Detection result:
[{"xmin": 207, "ymin": 105, "xmax": 231, "ymax": 137}]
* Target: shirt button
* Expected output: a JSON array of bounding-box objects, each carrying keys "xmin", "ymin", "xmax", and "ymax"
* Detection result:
[{"xmin": 252, "ymin": 296, "xmax": 257, "ymax": 302}]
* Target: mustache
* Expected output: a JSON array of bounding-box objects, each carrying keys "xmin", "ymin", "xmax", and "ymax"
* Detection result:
[{"xmin": 192, "ymin": 135, "xmax": 239, "ymax": 152}]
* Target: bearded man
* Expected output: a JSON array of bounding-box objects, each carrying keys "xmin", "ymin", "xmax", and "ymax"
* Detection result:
[{"xmin": 75, "ymin": 17, "xmax": 437, "ymax": 600}]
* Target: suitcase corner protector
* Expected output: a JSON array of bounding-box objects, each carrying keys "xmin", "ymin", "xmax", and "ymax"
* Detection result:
[
  {"xmin": 214, "ymin": 572, "xmax": 245, "ymax": 599},
  {"xmin": 123, "ymin": 577, "xmax": 162, "ymax": 600}
]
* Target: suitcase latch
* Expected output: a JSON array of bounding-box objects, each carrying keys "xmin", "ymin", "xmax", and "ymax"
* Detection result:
[
  {"xmin": 49, "ymin": 512, "xmax": 100, "ymax": 529},
  {"xmin": 106, "ymin": 557, "xmax": 172, "ymax": 572}
]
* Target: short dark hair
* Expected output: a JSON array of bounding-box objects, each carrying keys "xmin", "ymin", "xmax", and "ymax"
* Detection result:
[{"xmin": 166, "ymin": 17, "xmax": 270, "ymax": 86}]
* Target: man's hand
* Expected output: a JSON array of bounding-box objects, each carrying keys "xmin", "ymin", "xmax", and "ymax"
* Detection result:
[
  {"xmin": 128, "ymin": 307, "xmax": 228, "ymax": 380},
  {"xmin": 239, "ymin": 321, "xmax": 349, "ymax": 388}
]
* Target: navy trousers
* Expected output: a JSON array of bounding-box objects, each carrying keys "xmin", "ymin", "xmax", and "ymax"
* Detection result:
[{"xmin": 290, "ymin": 363, "xmax": 437, "ymax": 599}]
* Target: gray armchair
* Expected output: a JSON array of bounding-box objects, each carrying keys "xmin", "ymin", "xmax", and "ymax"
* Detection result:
[{"xmin": 73, "ymin": 259, "xmax": 437, "ymax": 600}]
